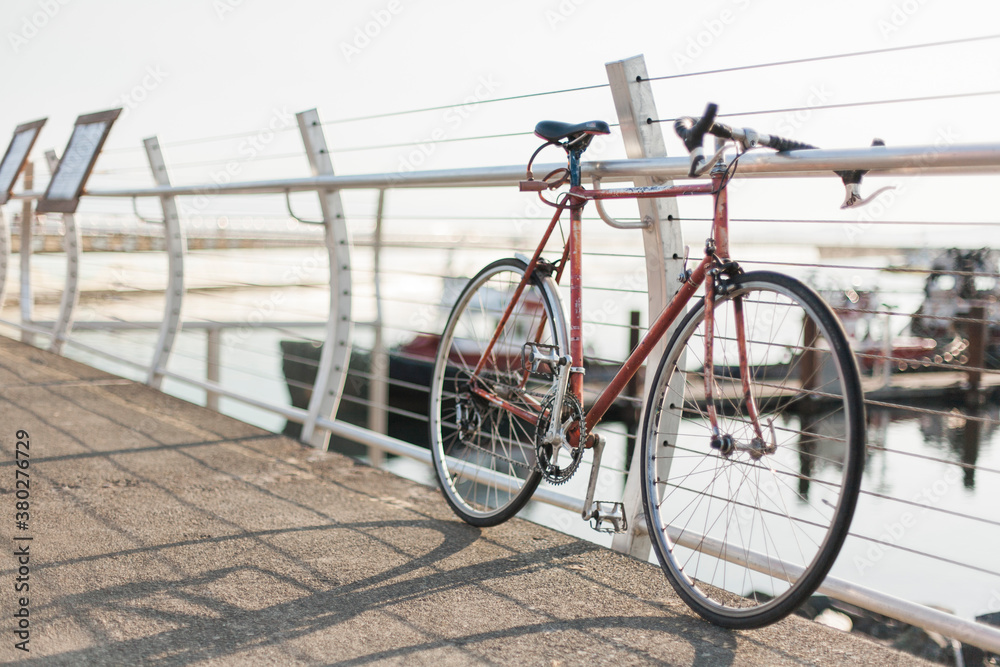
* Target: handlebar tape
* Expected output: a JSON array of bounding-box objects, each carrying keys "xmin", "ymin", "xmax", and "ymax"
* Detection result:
[
  {"xmin": 760, "ymin": 135, "xmax": 817, "ymax": 152},
  {"xmin": 675, "ymin": 103, "xmax": 817, "ymax": 155}
]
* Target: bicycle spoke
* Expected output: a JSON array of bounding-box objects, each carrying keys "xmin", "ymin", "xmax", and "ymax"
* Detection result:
[
  {"xmin": 430, "ymin": 259, "xmax": 562, "ymax": 525},
  {"xmin": 642, "ymin": 272, "xmax": 864, "ymax": 627}
]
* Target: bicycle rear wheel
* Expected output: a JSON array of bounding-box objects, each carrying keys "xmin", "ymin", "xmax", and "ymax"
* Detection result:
[
  {"xmin": 641, "ymin": 271, "xmax": 865, "ymax": 628},
  {"xmin": 429, "ymin": 258, "xmax": 567, "ymax": 526}
]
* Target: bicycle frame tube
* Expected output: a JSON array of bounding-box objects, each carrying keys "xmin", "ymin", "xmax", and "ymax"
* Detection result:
[
  {"xmin": 471, "ymin": 205, "xmax": 565, "ymax": 379},
  {"xmin": 582, "ymin": 173, "xmax": 727, "ymax": 433},
  {"xmin": 569, "ymin": 204, "xmax": 584, "ymax": 399},
  {"xmin": 468, "ymin": 169, "xmax": 760, "ymax": 440}
]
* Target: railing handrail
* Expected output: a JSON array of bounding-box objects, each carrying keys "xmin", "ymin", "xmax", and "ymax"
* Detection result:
[{"xmin": 7, "ymin": 141, "xmax": 1000, "ymax": 202}]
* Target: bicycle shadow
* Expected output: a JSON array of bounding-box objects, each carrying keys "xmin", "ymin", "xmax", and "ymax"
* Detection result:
[
  {"xmin": 25, "ymin": 518, "xmax": 739, "ymax": 666},
  {"xmin": 0, "ymin": 360, "xmax": 740, "ymax": 665}
]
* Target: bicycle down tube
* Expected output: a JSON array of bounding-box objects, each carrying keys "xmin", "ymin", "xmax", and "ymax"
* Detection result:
[{"xmin": 467, "ymin": 171, "xmax": 745, "ymax": 441}]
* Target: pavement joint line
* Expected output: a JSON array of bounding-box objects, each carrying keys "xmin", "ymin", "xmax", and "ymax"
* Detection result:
[
  {"xmin": 2, "ymin": 379, "xmax": 250, "ymax": 444},
  {"xmin": 0, "ymin": 378, "xmax": 133, "ymax": 389},
  {"xmin": 0, "ymin": 432, "xmax": 283, "ymax": 466},
  {"xmin": 0, "ymin": 523, "xmax": 340, "ymax": 576}
]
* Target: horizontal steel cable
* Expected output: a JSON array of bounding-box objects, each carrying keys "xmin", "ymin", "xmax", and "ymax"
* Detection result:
[
  {"xmin": 649, "ymin": 89, "xmax": 1000, "ymax": 125},
  {"xmin": 641, "ymin": 33, "xmax": 1000, "ymax": 83}
]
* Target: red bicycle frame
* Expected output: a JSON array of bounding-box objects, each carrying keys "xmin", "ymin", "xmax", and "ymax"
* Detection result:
[{"xmin": 470, "ymin": 168, "xmax": 757, "ymax": 444}]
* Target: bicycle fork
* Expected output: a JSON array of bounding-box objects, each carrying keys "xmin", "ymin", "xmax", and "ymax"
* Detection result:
[{"xmin": 702, "ymin": 259, "xmax": 776, "ymax": 460}]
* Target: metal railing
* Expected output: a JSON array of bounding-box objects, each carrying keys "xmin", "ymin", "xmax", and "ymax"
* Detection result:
[{"xmin": 2, "ymin": 53, "xmax": 1000, "ymax": 657}]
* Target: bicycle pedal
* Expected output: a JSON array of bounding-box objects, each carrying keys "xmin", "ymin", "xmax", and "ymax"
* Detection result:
[
  {"xmin": 522, "ymin": 342, "xmax": 564, "ymax": 379},
  {"xmin": 588, "ymin": 501, "xmax": 627, "ymax": 534}
]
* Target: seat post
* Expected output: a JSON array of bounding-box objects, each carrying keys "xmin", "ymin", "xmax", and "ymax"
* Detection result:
[{"xmin": 568, "ymin": 148, "xmax": 584, "ymax": 188}]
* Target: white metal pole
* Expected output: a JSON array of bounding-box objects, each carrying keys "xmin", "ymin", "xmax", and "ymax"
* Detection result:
[
  {"xmin": 143, "ymin": 136, "xmax": 187, "ymax": 389},
  {"xmin": 367, "ymin": 188, "xmax": 388, "ymax": 465},
  {"xmin": 19, "ymin": 161, "xmax": 34, "ymax": 345},
  {"xmin": 0, "ymin": 209, "xmax": 9, "ymax": 314},
  {"xmin": 296, "ymin": 108, "xmax": 353, "ymax": 449},
  {"xmin": 49, "ymin": 210, "xmax": 80, "ymax": 355},
  {"xmin": 206, "ymin": 327, "xmax": 220, "ymax": 411},
  {"xmin": 606, "ymin": 55, "xmax": 686, "ymax": 558}
]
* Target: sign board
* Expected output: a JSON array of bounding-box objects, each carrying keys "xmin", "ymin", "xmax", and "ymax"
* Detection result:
[
  {"xmin": 36, "ymin": 108, "xmax": 121, "ymax": 214},
  {"xmin": 0, "ymin": 118, "xmax": 46, "ymax": 205}
]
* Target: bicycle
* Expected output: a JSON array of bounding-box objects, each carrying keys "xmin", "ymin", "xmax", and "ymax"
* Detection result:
[{"xmin": 427, "ymin": 103, "xmax": 867, "ymax": 629}]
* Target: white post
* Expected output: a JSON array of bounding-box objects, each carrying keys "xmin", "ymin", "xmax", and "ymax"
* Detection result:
[
  {"xmin": 206, "ymin": 327, "xmax": 221, "ymax": 411},
  {"xmin": 297, "ymin": 109, "xmax": 353, "ymax": 449},
  {"xmin": 367, "ymin": 188, "xmax": 388, "ymax": 466},
  {"xmin": 49, "ymin": 210, "xmax": 81, "ymax": 355},
  {"xmin": 19, "ymin": 161, "xmax": 34, "ymax": 345},
  {"xmin": 40, "ymin": 149, "xmax": 81, "ymax": 355},
  {"xmin": 606, "ymin": 55, "xmax": 686, "ymax": 558},
  {"xmin": 143, "ymin": 136, "xmax": 186, "ymax": 388},
  {"xmin": 0, "ymin": 209, "xmax": 8, "ymax": 314}
]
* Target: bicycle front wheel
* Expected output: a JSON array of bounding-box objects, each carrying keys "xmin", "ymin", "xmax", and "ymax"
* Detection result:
[
  {"xmin": 641, "ymin": 271, "xmax": 865, "ymax": 628},
  {"xmin": 429, "ymin": 258, "xmax": 567, "ymax": 526}
]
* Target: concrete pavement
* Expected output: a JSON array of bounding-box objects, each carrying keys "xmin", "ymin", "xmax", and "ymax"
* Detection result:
[{"xmin": 0, "ymin": 336, "xmax": 933, "ymax": 665}]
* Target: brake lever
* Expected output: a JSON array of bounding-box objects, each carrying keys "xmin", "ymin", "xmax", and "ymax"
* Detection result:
[
  {"xmin": 689, "ymin": 142, "xmax": 730, "ymax": 178},
  {"xmin": 687, "ymin": 148, "xmax": 706, "ymax": 178},
  {"xmin": 838, "ymin": 138, "xmax": 893, "ymax": 208},
  {"xmin": 841, "ymin": 184, "xmax": 896, "ymax": 209}
]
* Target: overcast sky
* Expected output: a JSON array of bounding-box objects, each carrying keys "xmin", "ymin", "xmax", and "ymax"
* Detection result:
[{"xmin": 2, "ymin": 0, "xmax": 999, "ymax": 247}]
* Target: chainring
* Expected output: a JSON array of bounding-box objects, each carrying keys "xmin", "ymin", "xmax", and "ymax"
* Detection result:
[{"xmin": 535, "ymin": 392, "xmax": 586, "ymax": 485}]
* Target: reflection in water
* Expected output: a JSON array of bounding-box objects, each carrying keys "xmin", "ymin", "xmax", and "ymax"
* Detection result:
[
  {"xmin": 798, "ymin": 417, "xmax": 816, "ymax": 499},
  {"xmin": 915, "ymin": 401, "xmax": 998, "ymax": 489},
  {"xmin": 793, "ymin": 411, "xmax": 850, "ymax": 501},
  {"xmin": 871, "ymin": 401, "xmax": 997, "ymax": 489},
  {"xmin": 961, "ymin": 417, "xmax": 981, "ymax": 488},
  {"xmin": 792, "ymin": 400, "xmax": 998, "ymax": 496}
]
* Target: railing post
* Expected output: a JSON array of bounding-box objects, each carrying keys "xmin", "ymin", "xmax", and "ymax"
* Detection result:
[
  {"xmin": 0, "ymin": 208, "xmax": 8, "ymax": 314},
  {"xmin": 206, "ymin": 327, "xmax": 221, "ymax": 411},
  {"xmin": 19, "ymin": 161, "xmax": 34, "ymax": 345},
  {"xmin": 46, "ymin": 146, "xmax": 79, "ymax": 356},
  {"xmin": 606, "ymin": 55, "xmax": 685, "ymax": 558},
  {"xmin": 296, "ymin": 108, "xmax": 353, "ymax": 449},
  {"xmin": 143, "ymin": 136, "xmax": 186, "ymax": 388},
  {"xmin": 367, "ymin": 189, "xmax": 388, "ymax": 465}
]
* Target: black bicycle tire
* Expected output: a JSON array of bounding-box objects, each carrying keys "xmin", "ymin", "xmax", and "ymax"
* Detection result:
[
  {"xmin": 641, "ymin": 270, "xmax": 865, "ymax": 628},
  {"xmin": 429, "ymin": 257, "xmax": 565, "ymax": 526}
]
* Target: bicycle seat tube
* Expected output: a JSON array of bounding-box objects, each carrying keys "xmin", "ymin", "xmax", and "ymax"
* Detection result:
[{"xmin": 567, "ymin": 146, "xmax": 587, "ymax": 402}]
